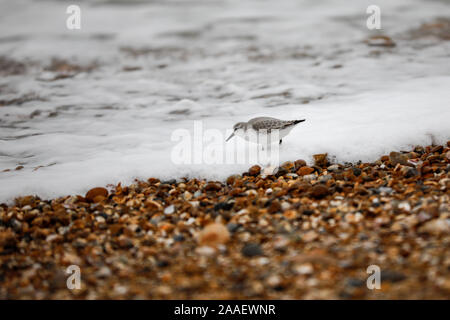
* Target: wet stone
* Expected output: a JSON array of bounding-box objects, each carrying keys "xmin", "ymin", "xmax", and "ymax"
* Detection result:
[
  {"xmin": 242, "ymin": 243, "xmax": 263, "ymax": 257},
  {"xmin": 214, "ymin": 202, "xmax": 234, "ymax": 211},
  {"xmin": 226, "ymin": 223, "xmax": 241, "ymax": 233}
]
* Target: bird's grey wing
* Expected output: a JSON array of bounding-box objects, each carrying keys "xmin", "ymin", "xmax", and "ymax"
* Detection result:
[
  {"xmin": 281, "ymin": 120, "xmax": 299, "ymax": 129},
  {"xmin": 248, "ymin": 116, "xmax": 278, "ymax": 123},
  {"xmin": 249, "ymin": 117, "xmax": 284, "ymax": 131}
]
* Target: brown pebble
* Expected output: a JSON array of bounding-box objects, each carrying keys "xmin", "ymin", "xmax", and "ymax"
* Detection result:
[
  {"xmin": 302, "ymin": 230, "xmax": 318, "ymax": 242},
  {"xmin": 85, "ymin": 187, "xmax": 108, "ymax": 202},
  {"xmin": 198, "ymin": 223, "xmax": 230, "ymax": 247},
  {"xmin": 297, "ymin": 166, "xmax": 314, "ymax": 176},
  {"xmin": 294, "ymin": 159, "xmax": 307, "ymax": 170},
  {"xmin": 313, "ymin": 153, "xmax": 329, "ymax": 167},
  {"xmin": 310, "ymin": 184, "xmax": 329, "ymax": 198},
  {"xmin": 366, "ymin": 35, "xmax": 396, "ymax": 47},
  {"xmin": 204, "ymin": 182, "xmax": 222, "ymax": 191},
  {"xmin": 248, "ymin": 165, "xmax": 261, "ymax": 176},
  {"xmin": 281, "ymin": 161, "xmax": 294, "ymax": 171},
  {"xmin": 389, "ymin": 152, "xmax": 408, "ymax": 166},
  {"xmin": 268, "ymin": 200, "xmax": 282, "ymax": 214},
  {"xmin": 431, "ymin": 145, "xmax": 443, "ymax": 153}
]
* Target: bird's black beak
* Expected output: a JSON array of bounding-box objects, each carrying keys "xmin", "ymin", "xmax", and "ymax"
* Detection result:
[{"xmin": 226, "ymin": 132, "xmax": 235, "ymax": 142}]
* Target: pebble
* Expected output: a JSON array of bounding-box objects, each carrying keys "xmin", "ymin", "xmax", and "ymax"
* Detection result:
[
  {"xmin": 419, "ymin": 219, "xmax": 450, "ymax": 235},
  {"xmin": 195, "ymin": 246, "xmax": 217, "ymax": 257},
  {"xmin": 96, "ymin": 266, "xmax": 112, "ymax": 278},
  {"xmin": 242, "ymin": 243, "xmax": 263, "ymax": 257},
  {"xmin": 164, "ymin": 205, "xmax": 175, "ymax": 214},
  {"xmin": 318, "ymin": 174, "xmax": 332, "ymax": 183},
  {"xmin": 313, "ymin": 153, "xmax": 329, "ymax": 167},
  {"xmin": 248, "ymin": 165, "xmax": 261, "ymax": 176},
  {"xmin": 389, "ymin": 152, "xmax": 408, "ymax": 166},
  {"xmin": 297, "ymin": 166, "xmax": 314, "ymax": 176},
  {"xmin": 85, "ymin": 187, "xmax": 108, "ymax": 203},
  {"xmin": 294, "ymin": 159, "xmax": 307, "ymax": 170},
  {"xmin": 302, "ymin": 230, "xmax": 318, "ymax": 242},
  {"xmin": 327, "ymin": 164, "xmax": 340, "ymax": 172},
  {"xmin": 294, "ymin": 263, "xmax": 314, "ymax": 275},
  {"xmin": 310, "ymin": 184, "xmax": 329, "ymax": 198},
  {"xmin": 226, "ymin": 223, "xmax": 240, "ymax": 233},
  {"xmin": 198, "ymin": 223, "xmax": 230, "ymax": 247},
  {"xmin": 303, "ymin": 174, "xmax": 316, "ymax": 182},
  {"xmin": 366, "ymin": 35, "xmax": 396, "ymax": 47}
]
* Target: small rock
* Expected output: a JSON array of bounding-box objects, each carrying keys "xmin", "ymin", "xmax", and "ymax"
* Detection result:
[
  {"xmin": 164, "ymin": 205, "xmax": 175, "ymax": 215},
  {"xmin": 193, "ymin": 190, "xmax": 202, "ymax": 198},
  {"xmin": 294, "ymin": 159, "xmax": 307, "ymax": 170},
  {"xmin": 281, "ymin": 161, "xmax": 294, "ymax": 171},
  {"xmin": 310, "ymin": 184, "xmax": 329, "ymax": 198},
  {"xmin": 195, "ymin": 246, "xmax": 217, "ymax": 257},
  {"xmin": 303, "ymin": 174, "xmax": 316, "ymax": 182},
  {"xmin": 389, "ymin": 152, "xmax": 408, "ymax": 166},
  {"xmin": 173, "ymin": 234, "xmax": 185, "ymax": 242},
  {"xmin": 419, "ymin": 219, "xmax": 450, "ymax": 235},
  {"xmin": 378, "ymin": 187, "xmax": 394, "ymax": 194},
  {"xmin": 226, "ymin": 223, "xmax": 240, "ymax": 233},
  {"xmin": 398, "ymin": 202, "xmax": 411, "ymax": 211},
  {"xmin": 248, "ymin": 165, "xmax": 261, "ymax": 176},
  {"xmin": 96, "ymin": 266, "xmax": 112, "ymax": 278},
  {"xmin": 294, "ymin": 263, "xmax": 314, "ymax": 275},
  {"xmin": 366, "ymin": 35, "xmax": 396, "ymax": 47},
  {"xmin": 402, "ymin": 167, "xmax": 419, "ymax": 178},
  {"xmin": 198, "ymin": 223, "xmax": 230, "ymax": 247},
  {"xmin": 226, "ymin": 175, "xmax": 240, "ymax": 185},
  {"xmin": 318, "ymin": 174, "xmax": 332, "ymax": 183},
  {"xmin": 302, "ymin": 230, "xmax": 318, "ymax": 242},
  {"xmin": 266, "ymin": 275, "xmax": 281, "ymax": 287},
  {"xmin": 85, "ymin": 187, "xmax": 108, "ymax": 203},
  {"xmin": 280, "ymin": 201, "xmax": 291, "ymax": 211},
  {"xmin": 204, "ymin": 182, "xmax": 222, "ymax": 191},
  {"xmin": 313, "ymin": 153, "xmax": 329, "ymax": 167},
  {"xmin": 214, "ymin": 202, "xmax": 234, "ymax": 211},
  {"xmin": 183, "ymin": 191, "xmax": 192, "ymax": 200},
  {"xmin": 297, "ymin": 166, "xmax": 314, "ymax": 176},
  {"xmin": 242, "ymin": 243, "xmax": 263, "ymax": 257},
  {"xmin": 351, "ymin": 167, "xmax": 362, "ymax": 176},
  {"xmin": 431, "ymin": 145, "xmax": 443, "ymax": 153},
  {"xmin": 145, "ymin": 200, "xmax": 162, "ymax": 211},
  {"xmin": 327, "ymin": 164, "xmax": 340, "ymax": 172},
  {"xmin": 268, "ymin": 200, "xmax": 282, "ymax": 214}
]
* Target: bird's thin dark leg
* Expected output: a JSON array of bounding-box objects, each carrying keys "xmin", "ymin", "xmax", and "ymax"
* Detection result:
[{"xmin": 279, "ymin": 139, "xmax": 282, "ymax": 145}]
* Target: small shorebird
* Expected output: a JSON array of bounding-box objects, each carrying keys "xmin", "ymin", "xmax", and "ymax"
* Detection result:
[{"xmin": 226, "ymin": 117, "xmax": 306, "ymax": 144}]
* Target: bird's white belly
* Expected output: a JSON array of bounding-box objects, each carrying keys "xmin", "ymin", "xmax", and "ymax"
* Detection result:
[{"xmin": 236, "ymin": 127, "xmax": 293, "ymax": 144}]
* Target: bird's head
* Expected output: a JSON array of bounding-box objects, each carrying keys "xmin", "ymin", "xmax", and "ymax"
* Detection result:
[{"xmin": 226, "ymin": 122, "xmax": 247, "ymax": 141}]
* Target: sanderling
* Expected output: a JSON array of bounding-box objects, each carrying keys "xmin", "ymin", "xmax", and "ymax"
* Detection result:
[{"xmin": 226, "ymin": 116, "xmax": 306, "ymax": 144}]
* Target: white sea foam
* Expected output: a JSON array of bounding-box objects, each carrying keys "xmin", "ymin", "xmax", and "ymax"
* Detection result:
[{"xmin": 0, "ymin": 0, "xmax": 449, "ymax": 202}]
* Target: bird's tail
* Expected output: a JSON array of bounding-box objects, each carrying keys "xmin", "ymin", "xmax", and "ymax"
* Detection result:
[{"xmin": 293, "ymin": 119, "xmax": 306, "ymax": 124}]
